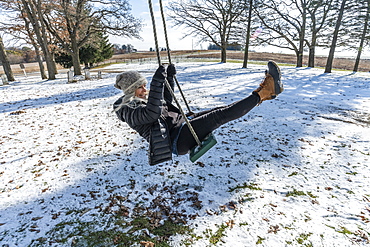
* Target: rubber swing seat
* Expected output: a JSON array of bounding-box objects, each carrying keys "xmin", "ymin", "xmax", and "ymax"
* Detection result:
[{"xmin": 189, "ymin": 133, "xmax": 217, "ymax": 163}]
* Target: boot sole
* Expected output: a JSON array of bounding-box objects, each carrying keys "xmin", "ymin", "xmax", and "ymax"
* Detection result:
[{"xmin": 267, "ymin": 61, "xmax": 283, "ymax": 98}]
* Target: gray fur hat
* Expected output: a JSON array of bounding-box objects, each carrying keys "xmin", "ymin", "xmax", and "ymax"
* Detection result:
[{"xmin": 114, "ymin": 71, "xmax": 147, "ymax": 103}]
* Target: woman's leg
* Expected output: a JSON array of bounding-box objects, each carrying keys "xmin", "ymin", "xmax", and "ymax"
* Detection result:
[{"xmin": 176, "ymin": 92, "xmax": 260, "ymax": 155}]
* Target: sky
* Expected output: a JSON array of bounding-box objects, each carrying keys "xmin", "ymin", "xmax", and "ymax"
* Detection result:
[
  {"xmin": 109, "ymin": 0, "xmax": 364, "ymax": 57},
  {"xmin": 1, "ymin": 0, "xmax": 365, "ymax": 57},
  {"xmin": 109, "ymin": 0, "xmax": 202, "ymax": 51}
]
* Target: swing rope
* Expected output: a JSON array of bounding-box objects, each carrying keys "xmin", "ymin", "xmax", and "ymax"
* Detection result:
[
  {"xmin": 148, "ymin": 0, "xmax": 161, "ymax": 66},
  {"xmin": 148, "ymin": 0, "xmax": 202, "ymax": 147},
  {"xmin": 158, "ymin": 0, "xmax": 192, "ymax": 113}
]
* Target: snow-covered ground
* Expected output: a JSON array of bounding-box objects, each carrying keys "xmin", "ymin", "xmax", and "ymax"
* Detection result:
[{"xmin": 1, "ymin": 62, "xmax": 370, "ymax": 246}]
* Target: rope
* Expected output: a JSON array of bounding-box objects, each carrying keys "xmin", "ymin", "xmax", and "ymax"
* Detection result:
[
  {"xmin": 158, "ymin": 0, "xmax": 192, "ymax": 113},
  {"xmin": 148, "ymin": 0, "xmax": 202, "ymax": 147},
  {"xmin": 148, "ymin": 0, "xmax": 161, "ymax": 65}
]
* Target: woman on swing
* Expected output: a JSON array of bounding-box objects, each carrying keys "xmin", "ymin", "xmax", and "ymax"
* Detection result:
[{"xmin": 113, "ymin": 61, "xmax": 283, "ymax": 165}]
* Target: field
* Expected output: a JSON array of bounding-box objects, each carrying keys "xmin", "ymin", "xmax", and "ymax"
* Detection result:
[
  {"xmin": 1, "ymin": 61, "xmax": 370, "ymax": 246},
  {"xmin": 2, "ymin": 50, "xmax": 369, "ymax": 76}
]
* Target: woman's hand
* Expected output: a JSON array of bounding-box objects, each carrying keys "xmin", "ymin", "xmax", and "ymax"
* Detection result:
[
  {"xmin": 167, "ymin": 64, "xmax": 176, "ymax": 78},
  {"xmin": 153, "ymin": 65, "xmax": 166, "ymax": 81}
]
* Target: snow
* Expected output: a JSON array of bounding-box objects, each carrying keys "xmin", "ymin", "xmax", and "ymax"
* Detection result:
[{"xmin": 1, "ymin": 62, "xmax": 370, "ymax": 246}]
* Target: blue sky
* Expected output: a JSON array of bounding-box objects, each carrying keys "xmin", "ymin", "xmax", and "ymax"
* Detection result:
[{"xmin": 109, "ymin": 0, "xmax": 200, "ymax": 51}]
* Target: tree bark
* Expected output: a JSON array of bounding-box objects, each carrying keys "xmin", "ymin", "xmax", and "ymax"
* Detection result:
[
  {"xmin": 221, "ymin": 47, "xmax": 227, "ymax": 63},
  {"xmin": 325, "ymin": 0, "xmax": 347, "ymax": 73},
  {"xmin": 297, "ymin": 2, "xmax": 307, "ymax": 67},
  {"xmin": 35, "ymin": 48, "xmax": 47, "ymax": 79},
  {"xmin": 308, "ymin": 36, "xmax": 316, "ymax": 67},
  {"xmin": 51, "ymin": 52, "xmax": 58, "ymax": 75},
  {"xmin": 0, "ymin": 37, "xmax": 15, "ymax": 82},
  {"xmin": 70, "ymin": 37, "xmax": 82, "ymax": 75},
  {"xmin": 220, "ymin": 37, "xmax": 227, "ymax": 63},
  {"xmin": 243, "ymin": 0, "xmax": 253, "ymax": 68}
]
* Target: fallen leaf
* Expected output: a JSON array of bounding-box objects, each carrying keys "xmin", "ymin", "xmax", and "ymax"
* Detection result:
[
  {"xmin": 140, "ymin": 241, "xmax": 155, "ymax": 247},
  {"xmin": 226, "ymin": 220, "xmax": 235, "ymax": 228},
  {"xmin": 31, "ymin": 217, "xmax": 43, "ymax": 221}
]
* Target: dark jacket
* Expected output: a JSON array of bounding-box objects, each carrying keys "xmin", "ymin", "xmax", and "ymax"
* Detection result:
[{"xmin": 113, "ymin": 69, "xmax": 181, "ymax": 165}]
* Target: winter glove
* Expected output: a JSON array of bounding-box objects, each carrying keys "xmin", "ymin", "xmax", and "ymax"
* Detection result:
[
  {"xmin": 167, "ymin": 64, "xmax": 176, "ymax": 78},
  {"xmin": 153, "ymin": 65, "xmax": 166, "ymax": 82}
]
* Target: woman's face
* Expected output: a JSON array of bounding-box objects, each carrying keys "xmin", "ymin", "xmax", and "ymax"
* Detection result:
[{"xmin": 135, "ymin": 84, "xmax": 148, "ymax": 99}]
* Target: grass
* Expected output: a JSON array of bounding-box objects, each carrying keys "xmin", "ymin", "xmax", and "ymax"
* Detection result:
[
  {"xmin": 286, "ymin": 189, "xmax": 307, "ymax": 197},
  {"xmin": 256, "ymin": 236, "xmax": 265, "ymax": 244},
  {"xmin": 325, "ymin": 224, "xmax": 370, "ymax": 243},
  {"xmin": 296, "ymin": 232, "xmax": 313, "ymax": 246},
  {"xmin": 285, "ymin": 188, "xmax": 318, "ymax": 198},
  {"xmin": 29, "ymin": 214, "xmax": 192, "ymax": 247},
  {"xmin": 228, "ymin": 182, "xmax": 262, "ymax": 192},
  {"xmin": 209, "ymin": 224, "xmax": 228, "ymax": 245}
]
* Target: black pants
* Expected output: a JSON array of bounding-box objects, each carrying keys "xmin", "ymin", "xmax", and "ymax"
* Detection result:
[{"xmin": 176, "ymin": 92, "xmax": 260, "ymax": 155}]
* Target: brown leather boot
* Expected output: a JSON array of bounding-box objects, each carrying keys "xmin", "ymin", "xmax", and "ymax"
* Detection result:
[
  {"xmin": 254, "ymin": 73, "xmax": 275, "ymax": 103},
  {"xmin": 254, "ymin": 61, "xmax": 283, "ymax": 104}
]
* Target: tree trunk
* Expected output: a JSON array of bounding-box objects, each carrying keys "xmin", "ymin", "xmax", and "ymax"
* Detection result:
[
  {"xmin": 21, "ymin": 7, "xmax": 47, "ymax": 79},
  {"xmin": 354, "ymin": 0, "xmax": 370, "ymax": 72},
  {"xmin": 297, "ymin": 2, "xmax": 307, "ymax": 67},
  {"xmin": 36, "ymin": 53, "xmax": 47, "ymax": 80},
  {"xmin": 31, "ymin": 42, "xmax": 47, "ymax": 79},
  {"xmin": 297, "ymin": 45, "xmax": 304, "ymax": 67},
  {"xmin": 51, "ymin": 52, "xmax": 58, "ymax": 75},
  {"xmin": 31, "ymin": 41, "xmax": 47, "ymax": 80},
  {"xmin": 325, "ymin": 0, "xmax": 347, "ymax": 73},
  {"xmin": 243, "ymin": 0, "xmax": 253, "ymax": 68},
  {"xmin": 21, "ymin": 0, "xmax": 56, "ymax": 80},
  {"xmin": 220, "ymin": 46, "xmax": 227, "ymax": 63},
  {"xmin": 70, "ymin": 38, "xmax": 82, "ymax": 75},
  {"xmin": 308, "ymin": 36, "xmax": 316, "ymax": 68},
  {"xmin": 308, "ymin": 46, "xmax": 315, "ymax": 67},
  {"xmin": 71, "ymin": 51, "xmax": 82, "ymax": 75},
  {"xmin": 40, "ymin": 32, "xmax": 56, "ymax": 79},
  {"xmin": 37, "ymin": 0, "xmax": 56, "ymax": 79},
  {"xmin": 0, "ymin": 37, "xmax": 15, "ymax": 82}
]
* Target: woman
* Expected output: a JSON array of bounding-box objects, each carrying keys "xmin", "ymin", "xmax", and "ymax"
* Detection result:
[{"xmin": 113, "ymin": 62, "xmax": 283, "ymax": 165}]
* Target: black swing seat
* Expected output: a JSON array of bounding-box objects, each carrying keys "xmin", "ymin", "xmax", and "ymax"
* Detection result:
[{"xmin": 190, "ymin": 133, "xmax": 217, "ymax": 162}]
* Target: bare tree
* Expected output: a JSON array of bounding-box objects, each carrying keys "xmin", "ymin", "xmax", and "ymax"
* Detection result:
[
  {"xmin": 305, "ymin": 0, "xmax": 334, "ymax": 67},
  {"xmin": 168, "ymin": 0, "xmax": 247, "ymax": 63},
  {"xmin": 254, "ymin": 0, "xmax": 309, "ymax": 67},
  {"xmin": 324, "ymin": 0, "xmax": 347, "ymax": 73},
  {"xmin": 0, "ymin": 36, "xmax": 15, "ymax": 82},
  {"xmin": 42, "ymin": 0, "xmax": 142, "ymax": 75},
  {"xmin": 351, "ymin": 0, "xmax": 370, "ymax": 72},
  {"xmin": 22, "ymin": 13, "xmax": 47, "ymax": 79},
  {"xmin": 0, "ymin": 0, "xmax": 48, "ymax": 79},
  {"xmin": 21, "ymin": 0, "xmax": 57, "ymax": 80}
]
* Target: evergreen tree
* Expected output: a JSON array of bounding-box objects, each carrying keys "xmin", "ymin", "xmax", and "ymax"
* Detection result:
[
  {"xmin": 55, "ymin": 33, "xmax": 113, "ymax": 69},
  {"xmin": 80, "ymin": 33, "xmax": 113, "ymax": 68},
  {"xmin": 54, "ymin": 52, "xmax": 73, "ymax": 69}
]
